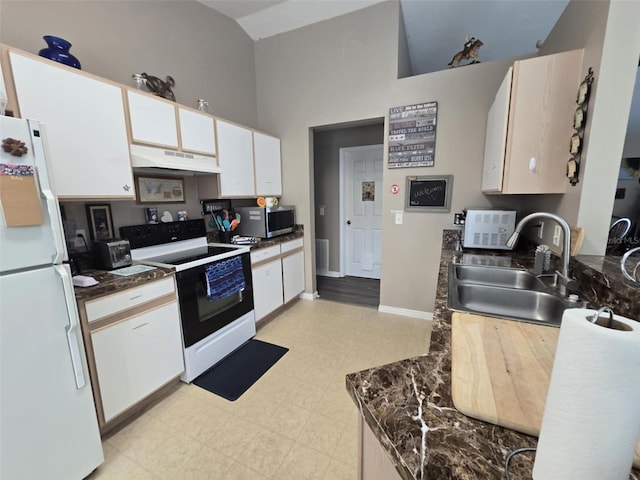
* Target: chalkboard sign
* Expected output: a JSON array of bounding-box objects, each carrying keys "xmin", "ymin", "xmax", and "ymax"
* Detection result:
[{"xmin": 405, "ymin": 175, "xmax": 453, "ymax": 212}]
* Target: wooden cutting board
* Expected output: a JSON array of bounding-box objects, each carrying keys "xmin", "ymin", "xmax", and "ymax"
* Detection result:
[
  {"xmin": 570, "ymin": 225, "xmax": 584, "ymax": 256},
  {"xmin": 451, "ymin": 312, "xmax": 640, "ymax": 467}
]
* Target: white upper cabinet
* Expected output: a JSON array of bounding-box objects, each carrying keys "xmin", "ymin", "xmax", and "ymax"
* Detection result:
[
  {"xmin": 126, "ymin": 90, "xmax": 179, "ymax": 149},
  {"xmin": 254, "ymin": 131, "xmax": 282, "ymax": 196},
  {"xmin": 482, "ymin": 49, "xmax": 582, "ymax": 194},
  {"xmin": 216, "ymin": 119, "xmax": 255, "ymax": 197},
  {"xmin": 9, "ymin": 51, "xmax": 134, "ymax": 199},
  {"xmin": 482, "ymin": 67, "xmax": 512, "ymax": 192},
  {"xmin": 178, "ymin": 107, "xmax": 216, "ymax": 156}
]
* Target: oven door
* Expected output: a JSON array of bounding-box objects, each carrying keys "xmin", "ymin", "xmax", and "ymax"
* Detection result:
[{"xmin": 176, "ymin": 252, "xmax": 254, "ymax": 348}]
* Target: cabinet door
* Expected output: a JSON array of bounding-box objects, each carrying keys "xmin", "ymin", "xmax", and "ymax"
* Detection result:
[
  {"xmin": 254, "ymin": 131, "xmax": 282, "ymax": 196},
  {"xmin": 482, "ymin": 67, "xmax": 512, "ymax": 192},
  {"xmin": 178, "ymin": 107, "xmax": 216, "ymax": 155},
  {"xmin": 282, "ymin": 250, "xmax": 305, "ymax": 303},
  {"xmin": 126, "ymin": 90, "xmax": 179, "ymax": 149},
  {"xmin": 252, "ymin": 259, "xmax": 283, "ymax": 321},
  {"xmin": 216, "ymin": 119, "xmax": 255, "ymax": 197},
  {"xmin": 91, "ymin": 301, "xmax": 184, "ymax": 422},
  {"xmin": 9, "ymin": 52, "xmax": 134, "ymax": 199},
  {"xmin": 502, "ymin": 50, "xmax": 582, "ymax": 194}
]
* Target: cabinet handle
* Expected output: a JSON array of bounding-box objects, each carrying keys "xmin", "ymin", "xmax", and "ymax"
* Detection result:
[
  {"xmin": 129, "ymin": 294, "xmax": 143, "ymax": 300},
  {"xmin": 132, "ymin": 322, "xmax": 149, "ymax": 330}
]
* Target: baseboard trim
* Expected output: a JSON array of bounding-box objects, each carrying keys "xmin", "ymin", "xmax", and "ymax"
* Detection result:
[
  {"xmin": 378, "ymin": 305, "xmax": 433, "ymax": 320},
  {"xmin": 316, "ymin": 270, "xmax": 342, "ymax": 278},
  {"xmin": 300, "ymin": 291, "xmax": 319, "ymax": 301}
]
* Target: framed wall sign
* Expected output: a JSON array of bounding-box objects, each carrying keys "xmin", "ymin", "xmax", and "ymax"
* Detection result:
[
  {"xmin": 405, "ymin": 175, "xmax": 453, "ymax": 212},
  {"xmin": 135, "ymin": 175, "xmax": 185, "ymax": 204},
  {"xmin": 388, "ymin": 101, "xmax": 438, "ymax": 168}
]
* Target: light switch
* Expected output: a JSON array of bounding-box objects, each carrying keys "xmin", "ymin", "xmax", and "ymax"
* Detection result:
[
  {"xmin": 395, "ymin": 212, "xmax": 403, "ymax": 225},
  {"xmin": 319, "ymin": 206, "xmax": 325, "ymax": 216}
]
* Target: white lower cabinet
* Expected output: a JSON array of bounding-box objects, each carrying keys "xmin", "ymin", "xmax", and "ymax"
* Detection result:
[
  {"xmin": 251, "ymin": 238, "xmax": 305, "ymax": 322},
  {"xmin": 252, "ymin": 259, "xmax": 284, "ymax": 321},
  {"xmin": 282, "ymin": 250, "xmax": 305, "ymax": 303},
  {"xmin": 91, "ymin": 301, "xmax": 184, "ymax": 422},
  {"xmin": 78, "ymin": 276, "xmax": 184, "ymax": 432}
]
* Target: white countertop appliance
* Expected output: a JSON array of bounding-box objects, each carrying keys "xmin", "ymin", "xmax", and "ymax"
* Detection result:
[
  {"xmin": 463, "ymin": 209, "xmax": 517, "ymax": 250},
  {"xmin": 120, "ymin": 220, "xmax": 255, "ymax": 382},
  {"xmin": 0, "ymin": 117, "xmax": 104, "ymax": 479}
]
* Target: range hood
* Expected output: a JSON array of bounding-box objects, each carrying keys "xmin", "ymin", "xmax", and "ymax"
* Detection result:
[{"xmin": 130, "ymin": 144, "xmax": 221, "ymax": 176}]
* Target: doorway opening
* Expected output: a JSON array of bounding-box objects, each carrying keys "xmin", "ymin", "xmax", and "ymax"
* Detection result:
[{"xmin": 312, "ymin": 119, "xmax": 384, "ymax": 308}]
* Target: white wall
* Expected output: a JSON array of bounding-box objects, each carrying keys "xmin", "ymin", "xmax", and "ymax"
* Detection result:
[
  {"xmin": 255, "ymin": 1, "xmax": 522, "ymax": 313},
  {"xmin": 533, "ymin": 0, "xmax": 640, "ymax": 254}
]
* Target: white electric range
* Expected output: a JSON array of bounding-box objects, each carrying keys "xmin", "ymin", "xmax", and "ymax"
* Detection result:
[{"xmin": 120, "ymin": 220, "xmax": 255, "ymax": 382}]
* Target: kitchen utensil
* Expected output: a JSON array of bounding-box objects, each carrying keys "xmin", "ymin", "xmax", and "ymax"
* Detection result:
[
  {"xmin": 235, "ymin": 213, "xmax": 241, "ymax": 223},
  {"xmin": 223, "ymin": 219, "xmax": 231, "ymax": 230},
  {"xmin": 216, "ymin": 215, "xmax": 225, "ymax": 231},
  {"xmin": 230, "ymin": 219, "xmax": 238, "ymax": 231}
]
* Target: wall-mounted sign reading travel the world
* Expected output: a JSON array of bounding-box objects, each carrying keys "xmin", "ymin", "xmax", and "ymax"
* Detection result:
[{"xmin": 388, "ymin": 101, "xmax": 437, "ymax": 168}]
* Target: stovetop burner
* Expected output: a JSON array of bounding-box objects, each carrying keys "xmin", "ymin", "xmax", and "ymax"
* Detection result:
[{"xmin": 146, "ymin": 245, "xmax": 240, "ymax": 265}]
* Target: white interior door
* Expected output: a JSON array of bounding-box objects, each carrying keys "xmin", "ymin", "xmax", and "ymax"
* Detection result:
[{"xmin": 343, "ymin": 145, "xmax": 383, "ymax": 279}]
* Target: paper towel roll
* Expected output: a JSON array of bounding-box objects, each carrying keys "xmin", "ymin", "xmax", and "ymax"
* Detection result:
[{"xmin": 533, "ymin": 308, "xmax": 640, "ymax": 479}]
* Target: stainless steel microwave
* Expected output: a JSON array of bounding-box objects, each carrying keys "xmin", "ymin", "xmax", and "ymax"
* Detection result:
[{"xmin": 234, "ymin": 206, "xmax": 296, "ymax": 239}]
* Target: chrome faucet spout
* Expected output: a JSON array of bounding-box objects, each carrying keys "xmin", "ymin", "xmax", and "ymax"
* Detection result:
[{"xmin": 507, "ymin": 212, "xmax": 572, "ymax": 281}]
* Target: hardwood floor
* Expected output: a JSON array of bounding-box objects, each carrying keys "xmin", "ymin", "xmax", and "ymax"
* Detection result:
[{"xmin": 316, "ymin": 275, "xmax": 380, "ymax": 307}]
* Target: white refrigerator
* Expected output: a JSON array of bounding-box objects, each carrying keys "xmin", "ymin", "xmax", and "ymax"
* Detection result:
[{"xmin": 0, "ymin": 116, "xmax": 104, "ymax": 479}]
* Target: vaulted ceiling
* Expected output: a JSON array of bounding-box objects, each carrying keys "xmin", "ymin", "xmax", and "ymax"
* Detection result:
[{"xmin": 198, "ymin": 0, "xmax": 638, "ymax": 145}]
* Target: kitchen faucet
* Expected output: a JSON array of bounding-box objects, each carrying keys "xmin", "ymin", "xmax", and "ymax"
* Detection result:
[{"xmin": 506, "ymin": 212, "xmax": 572, "ymax": 293}]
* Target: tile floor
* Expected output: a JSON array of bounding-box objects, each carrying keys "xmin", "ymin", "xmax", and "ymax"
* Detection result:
[{"xmin": 91, "ymin": 299, "xmax": 433, "ymax": 479}]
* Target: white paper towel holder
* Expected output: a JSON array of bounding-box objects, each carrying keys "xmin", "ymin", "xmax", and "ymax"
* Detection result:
[{"xmin": 505, "ymin": 306, "xmax": 638, "ymax": 480}]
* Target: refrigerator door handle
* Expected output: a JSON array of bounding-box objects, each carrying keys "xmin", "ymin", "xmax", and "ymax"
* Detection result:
[
  {"xmin": 44, "ymin": 189, "xmax": 67, "ymax": 265},
  {"xmin": 28, "ymin": 119, "xmax": 67, "ymax": 264},
  {"xmin": 55, "ymin": 264, "xmax": 87, "ymax": 389}
]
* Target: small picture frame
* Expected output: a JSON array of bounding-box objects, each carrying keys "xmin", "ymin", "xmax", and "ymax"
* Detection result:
[
  {"xmin": 405, "ymin": 175, "xmax": 453, "ymax": 212},
  {"xmin": 144, "ymin": 207, "xmax": 158, "ymax": 224},
  {"xmin": 86, "ymin": 204, "xmax": 114, "ymax": 241},
  {"xmin": 136, "ymin": 175, "xmax": 185, "ymax": 204}
]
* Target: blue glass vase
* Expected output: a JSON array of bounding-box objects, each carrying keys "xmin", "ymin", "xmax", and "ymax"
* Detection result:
[{"xmin": 38, "ymin": 35, "xmax": 81, "ymax": 69}]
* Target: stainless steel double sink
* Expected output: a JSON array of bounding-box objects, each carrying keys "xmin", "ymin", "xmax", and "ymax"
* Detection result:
[{"xmin": 447, "ymin": 263, "xmax": 582, "ymax": 327}]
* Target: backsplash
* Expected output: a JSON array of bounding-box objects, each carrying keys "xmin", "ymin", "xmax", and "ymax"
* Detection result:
[{"xmin": 60, "ymin": 176, "xmax": 207, "ymax": 248}]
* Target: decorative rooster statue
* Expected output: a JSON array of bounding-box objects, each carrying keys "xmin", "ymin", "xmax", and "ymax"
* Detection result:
[{"xmin": 140, "ymin": 73, "xmax": 176, "ymax": 101}]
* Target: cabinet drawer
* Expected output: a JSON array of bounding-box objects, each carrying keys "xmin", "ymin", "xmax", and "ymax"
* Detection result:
[
  {"xmin": 85, "ymin": 277, "xmax": 175, "ymax": 323},
  {"xmin": 281, "ymin": 238, "xmax": 303, "ymax": 254},
  {"xmin": 250, "ymin": 245, "xmax": 281, "ymax": 264}
]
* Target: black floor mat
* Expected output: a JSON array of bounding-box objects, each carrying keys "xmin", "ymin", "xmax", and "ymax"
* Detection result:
[{"xmin": 193, "ymin": 339, "xmax": 288, "ymax": 401}]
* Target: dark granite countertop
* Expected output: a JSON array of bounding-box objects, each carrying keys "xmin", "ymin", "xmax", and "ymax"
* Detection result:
[
  {"xmin": 346, "ymin": 231, "xmax": 640, "ymax": 480},
  {"xmin": 206, "ymin": 225, "xmax": 304, "ymax": 250},
  {"xmin": 73, "ymin": 265, "xmax": 175, "ymax": 303}
]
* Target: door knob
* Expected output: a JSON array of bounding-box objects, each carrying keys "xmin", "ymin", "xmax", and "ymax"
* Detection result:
[{"xmin": 347, "ymin": 220, "xmax": 351, "ymax": 225}]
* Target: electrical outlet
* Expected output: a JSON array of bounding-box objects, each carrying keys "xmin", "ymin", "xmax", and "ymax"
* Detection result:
[
  {"xmin": 538, "ymin": 221, "xmax": 544, "ymax": 240},
  {"xmin": 74, "ymin": 229, "xmax": 87, "ymax": 248},
  {"xmin": 552, "ymin": 225, "xmax": 562, "ymax": 247}
]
